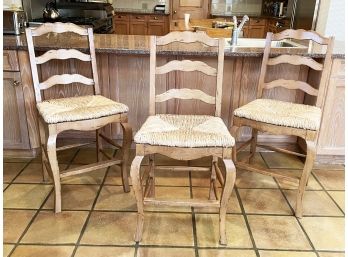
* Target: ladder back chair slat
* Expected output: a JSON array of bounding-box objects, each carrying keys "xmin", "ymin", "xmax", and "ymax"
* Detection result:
[
  {"xmin": 263, "ymin": 79, "xmax": 319, "ymax": 96},
  {"xmin": 156, "ymin": 60, "xmax": 217, "ymax": 76},
  {"xmin": 39, "ymin": 74, "xmax": 95, "ymax": 90},
  {"xmin": 25, "ymin": 22, "xmax": 100, "ymax": 103},
  {"xmin": 267, "ymin": 55, "xmax": 323, "ymax": 70},
  {"xmin": 155, "ymin": 88, "xmax": 216, "ymax": 104},
  {"xmin": 31, "ymin": 22, "xmax": 89, "ymax": 36},
  {"xmin": 149, "ymin": 32, "xmax": 225, "ymax": 116},
  {"xmin": 257, "ymin": 30, "xmax": 334, "ymax": 108},
  {"xmin": 156, "ymin": 31, "xmax": 219, "ymax": 47},
  {"xmin": 35, "ymin": 49, "xmax": 92, "ymax": 64}
]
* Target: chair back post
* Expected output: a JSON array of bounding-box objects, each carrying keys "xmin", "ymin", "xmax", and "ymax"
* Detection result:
[
  {"xmin": 25, "ymin": 22, "xmax": 99, "ymax": 103},
  {"xmin": 149, "ymin": 36, "xmax": 157, "ymax": 116},
  {"xmin": 256, "ymin": 29, "xmax": 334, "ymax": 109},
  {"xmin": 214, "ymin": 38, "xmax": 225, "ymax": 117},
  {"xmin": 149, "ymin": 31, "xmax": 224, "ymax": 117}
]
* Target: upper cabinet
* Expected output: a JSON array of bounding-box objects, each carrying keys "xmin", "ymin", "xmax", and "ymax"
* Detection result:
[{"xmin": 171, "ymin": 0, "xmax": 210, "ymax": 19}]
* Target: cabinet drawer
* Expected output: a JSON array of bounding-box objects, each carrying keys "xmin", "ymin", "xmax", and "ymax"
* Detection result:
[
  {"xmin": 130, "ymin": 14, "xmax": 147, "ymax": 22},
  {"xmin": 114, "ymin": 14, "xmax": 129, "ymax": 21},
  {"xmin": 3, "ymin": 50, "xmax": 19, "ymax": 71},
  {"xmin": 148, "ymin": 15, "xmax": 165, "ymax": 22},
  {"xmin": 250, "ymin": 18, "xmax": 266, "ymax": 26}
]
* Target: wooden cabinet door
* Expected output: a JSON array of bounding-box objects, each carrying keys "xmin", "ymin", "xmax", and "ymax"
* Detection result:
[
  {"xmin": 3, "ymin": 72, "xmax": 30, "ymax": 149},
  {"xmin": 172, "ymin": 0, "xmax": 209, "ymax": 19},
  {"xmin": 114, "ymin": 21, "xmax": 129, "ymax": 34},
  {"xmin": 130, "ymin": 21, "xmax": 147, "ymax": 35},
  {"xmin": 247, "ymin": 26, "xmax": 266, "ymax": 38},
  {"xmin": 147, "ymin": 22, "xmax": 166, "ymax": 36}
]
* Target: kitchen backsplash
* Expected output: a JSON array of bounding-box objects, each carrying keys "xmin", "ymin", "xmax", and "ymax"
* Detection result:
[{"xmin": 211, "ymin": 0, "xmax": 262, "ymax": 16}]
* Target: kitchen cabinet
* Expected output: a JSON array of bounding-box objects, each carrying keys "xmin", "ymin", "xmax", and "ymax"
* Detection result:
[
  {"xmin": 113, "ymin": 13, "xmax": 169, "ymax": 36},
  {"xmin": 3, "ymin": 71, "xmax": 30, "ymax": 149},
  {"xmin": 171, "ymin": 0, "xmax": 209, "ymax": 19},
  {"xmin": 246, "ymin": 25, "xmax": 266, "ymax": 38}
]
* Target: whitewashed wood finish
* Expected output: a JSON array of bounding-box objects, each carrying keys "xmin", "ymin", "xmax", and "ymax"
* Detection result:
[
  {"xmin": 233, "ymin": 29, "xmax": 334, "ymax": 218},
  {"xmin": 263, "ymin": 79, "xmax": 319, "ymax": 96},
  {"xmin": 35, "ymin": 49, "xmax": 91, "ymax": 64},
  {"xmin": 268, "ymin": 55, "xmax": 323, "ymax": 71},
  {"xmin": 272, "ymin": 29, "xmax": 330, "ymax": 45},
  {"xmin": 31, "ymin": 22, "xmax": 89, "ymax": 36},
  {"xmin": 39, "ymin": 74, "xmax": 94, "ymax": 90},
  {"xmin": 155, "ymin": 88, "xmax": 216, "ymax": 104},
  {"xmin": 25, "ymin": 23, "xmax": 132, "ymax": 213},
  {"xmin": 156, "ymin": 60, "xmax": 217, "ymax": 75},
  {"xmin": 156, "ymin": 31, "xmax": 218, "ymax": 46}
]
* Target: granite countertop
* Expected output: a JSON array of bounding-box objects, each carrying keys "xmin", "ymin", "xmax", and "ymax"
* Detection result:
[
  {"xmin": 3, "ymin": 34, "xmax": 345, "ymax": 59},
  {"xmin": 114, "ymin": 8, "xmax": 170, "ymax": 15}
]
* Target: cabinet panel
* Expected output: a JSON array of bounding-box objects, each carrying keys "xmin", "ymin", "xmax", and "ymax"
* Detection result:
[
  {"xmin": 130, "ymin": 21, "xmax": 147, "ymax": 35},
  {"xmin": 172, "ymin": 0, "xmax": 209, "ymax": 19},
  {"xmin": 148, "ymin": 22, "xmax": 166, "ymax": 36},
  {"xmin": 114, "ymin": 21, "xmax": 129, "ymax": 34},
  {"xmin": 3, "ymin": 50, "xmax": 19, "ymax": 71},
  {"xmin": 248, "ymin": 25, "xmax": 266, "ymax": 38},
  {"xmin": 3, "ymin": 72, "xmax": 30, "ymax": 149}
]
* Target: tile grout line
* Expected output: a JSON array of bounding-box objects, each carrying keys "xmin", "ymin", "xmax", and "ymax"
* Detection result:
[
  {"xmin": 7, "ymin": 186, "xmax": 54, "ymax": 257},
  {"xmin": 189, "ymin": 170, "xmax": 200, "ymax": 257},
  {"xmin": 3, "ymin": 159, "xmax": 33, "ymax": 193},
  {"xmin": 273, "ymin": 178, "xmax": 320, "ymax": 257},
  {"xmin": 69, "ymin": 149, "xmax": 123, "ymax": 257},
  {"xmin": 311, "ymin": 172, "xmax": 345, "ymax": 215},
  {"xmin": 234, "ymin": 187, "xmax": 260, "ymax": 257}
]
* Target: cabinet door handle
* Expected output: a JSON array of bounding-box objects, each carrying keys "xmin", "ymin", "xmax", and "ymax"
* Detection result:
[
  {"xmin": 13, "ymin": 80, "xmax": 20, "ymax": 87},
  {"xmin": 154, "ymin": 17, "xmax": 158, "ymax": 20},
  {"xmin": 173, "ymin": 10, "xmax": 177, "ymax": 14},
  {"xmin": 136, "ymin": 16, "xmax": 141, "ymax": 19}
]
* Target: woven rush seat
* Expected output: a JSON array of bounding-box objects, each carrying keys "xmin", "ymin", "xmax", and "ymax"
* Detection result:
[
  {"xmin": 37, "ymin": 95, "xmax": 129, "ymax": 124},
  {"xmin": 134, "ymin": 114, "xmax": 235, "ymax": 147},
  {"xmin": 234, "ymin": 98, "xmax": 322, "ymax": 130}
]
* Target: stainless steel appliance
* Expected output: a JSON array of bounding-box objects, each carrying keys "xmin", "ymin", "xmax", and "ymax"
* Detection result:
[
  {"xmin": 3, "ymin": 10, "xmax": 28, "ymax": 35},
  {"xmin": 289, "ymin": 0, "xmax": 320, "ymax": 30}
]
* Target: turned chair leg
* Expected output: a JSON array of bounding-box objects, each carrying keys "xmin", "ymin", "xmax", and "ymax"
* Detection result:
[
  {"xmin": 219, "ymin": 158, "xmax": 236, "ymax": 245},
  {"xmin": 46, "ymin": 129, "xmax": 62, "ymax": 213},
  {"xmin": 249, "ymin": 129, "xmax": 258, "ymax": 163},
  {"xmin": 209, "ymin": 156, "xmax": 218, "ymax": 200},
  {"xmin": 295, "ymin": 140, "xmax": 316, "ymax": 218},
  {"xmin": 96, "ymin": 129, "xmax": 102, "ymax": 162},
  {"xmin": 121, "ymin": 123, "xmax": 132, "ymax": 193},
  {"xmin": 39, "ymin": 119, "xmax": 50, "ymax": 182},
  {"xmin": 130, "ymin": 155, "xmax": 145, "ymax": 242}
]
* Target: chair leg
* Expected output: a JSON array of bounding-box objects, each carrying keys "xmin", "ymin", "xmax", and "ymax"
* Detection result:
[
  {"xmin": 46, "ymin": 129, "xmax": 61, "ymax": 213},
  {"xmin": 121, "ymin": 123, "xmax": 132, "ymax": 193},
  {"xmin": 249, "ymin": 129, "xmax": 258, "ymax": 163},
  {"xmin": 130, "ymin": 155, "xmax": 145, "ymax": 242},
  {"xmin": 295, "ymin": 140, "xmax": 316, "ymax": 218},
  {"xmin": 209, "ymin": 156, "xmax": 218, "ymax": 200},
  {"xmin": 38, "ymin": 119, "xmax": 50, "ymax": 182},
  {"xmin": 96, "ymin": 129, "xmax": 102, "ymax": 162},
  {"xmin": 231, "ymin": 125, "xmax": 239, "ymax": 163},
  {"xmin": 219, "ymin": 158, "xmax": 236, "ymax": 245}
]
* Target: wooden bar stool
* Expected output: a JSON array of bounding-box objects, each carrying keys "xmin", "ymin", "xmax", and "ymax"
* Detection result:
[
  {"xmin": 231, "ymin": 30, "xmax": 334, "ymax": 218},
  {"xmin": 25, "ymin": 23, "xmax": 132, "ymax": 213},
  {"xmin": 130, "ymin": 31, "xmax": 236, "ymax": 245}
]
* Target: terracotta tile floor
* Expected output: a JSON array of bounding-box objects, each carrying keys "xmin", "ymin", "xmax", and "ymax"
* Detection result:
[{"xmin": 3, "ymin": 149, "xmax": 345, "ymax": 257}]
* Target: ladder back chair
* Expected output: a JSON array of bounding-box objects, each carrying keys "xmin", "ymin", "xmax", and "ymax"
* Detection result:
[
  {"xmin": 232, "ymin": 29, "xmax": 334, "ymax": 218},
  {"xmin": 130, "ymin": 31, "xmax": 236, "ymax": 245},
  {"xmin": 25, "ymin": 23, "xmax": 132, "ymax": 213}
]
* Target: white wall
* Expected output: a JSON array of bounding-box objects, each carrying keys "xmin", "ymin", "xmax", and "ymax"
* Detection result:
[
  {"xmin": 316, "ymin": 0, "xmax": 345, "ymax": 43},
  {"xmin": 3, "ymin": 0, "xmax": 23, "ymax": 9}
]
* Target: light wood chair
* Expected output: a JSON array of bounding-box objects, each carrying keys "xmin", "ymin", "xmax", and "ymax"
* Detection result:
[
  {"xmin": 231, "ymin": 29, "xmax": 334, "ymax": 218},
  {"xmin": 130, "ymin": 31, "xmax": 236, "ymax": 245},
  {"xmin": 25, "ymin": 23, "xmax": 132, "ymax": 213}
]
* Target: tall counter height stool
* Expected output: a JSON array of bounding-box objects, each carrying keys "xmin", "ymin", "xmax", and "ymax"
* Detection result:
[
  {"xmin": 130, "ymin": 31, "xmax": 236, "ymax": 245},
  {"xmin": 232, "ymin": 29, "xmax": 334, "ymax": 218},
  {"xmin": 25, "ymin": 23, "xmax": 132, "ymax": 213}
]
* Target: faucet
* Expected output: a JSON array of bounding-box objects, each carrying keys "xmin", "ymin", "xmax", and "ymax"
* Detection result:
[{"xmin": 231, "ymin": 15, "xmax": 249, "ymax": 46}]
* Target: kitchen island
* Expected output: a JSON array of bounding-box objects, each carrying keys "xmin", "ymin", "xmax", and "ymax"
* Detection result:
[{"xmin": 3, "ymin": 33, "xmax": 345, "ymax": 162}]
